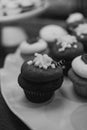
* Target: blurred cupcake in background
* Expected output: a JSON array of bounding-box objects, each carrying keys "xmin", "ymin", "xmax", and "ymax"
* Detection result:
[
  {"xmin": 68, "ymin": 54, "xmax": 87, "ymax": 97},
  {"xmin": 2, "ymin": 26, "xmax": 27, "ymax": 54},
  {"xmin": 19, "ymin": 37, "xmax": 49, "ymax": 61},
  {"xmin": 39, "ymin": 24, "xmax": 68, "ymax": 50},
  {"xmin": 50, "ymin": 34, "xmax": 84, "ymax": 75},
  {"xmin": 66, "ymin": 12, "xmax": 85, "ymax": 34},
  {"xmin": 73, "ymin": 23, "xmax": 87, "ymax": 52}
]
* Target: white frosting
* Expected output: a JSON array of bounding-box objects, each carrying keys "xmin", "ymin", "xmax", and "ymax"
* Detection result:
[
  {"xmin": 72, "ymin": 55, "xmax": 87, "ymax": 78},
  {"xmin": 57, "ymin": 35, "xmax": 77, "ymax": 52},
  {"xmin": 20, "ymin": 39, "xmax": 48, "ymax": 54},
  {"xmin": 66, "ymin": 12, "xmax": 84, "ymax": 23},
  {"xmin": 27, "ymin": 53, "xmax": 56, "ymax": 69},
  {"xmin": 40, "ymin": 25, "xmax": 68, "ymax": 42},
  {"xmin": 75, "ymin": 23, "xmax": 87, "ymax": 36}
]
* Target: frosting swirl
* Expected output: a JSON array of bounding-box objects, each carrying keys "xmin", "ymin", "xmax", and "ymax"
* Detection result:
[
  {"xmin": 66, "ymin": 12, "xmax": 84, "ymax": 23},
  {"xmin": 40, "ymin": 25, "xmax": 68, "ymax": 42},
  {"xmin": 75, "ymin": 23, "xmax": 87, "ymax": 36},
  {"xmin": 72, "ymin": 55, "xmax": 87, "ymax": 78},
  {"xmin": 20, "ymin": 39, "xmax": 48, "ymax": 54},
  {"xmin": 57, "ymin": 35, "xmax": 77, "ymax": 52},
  {"xmin": 27, "ymin": 53, "xmax": 56, "ymax": 69}
]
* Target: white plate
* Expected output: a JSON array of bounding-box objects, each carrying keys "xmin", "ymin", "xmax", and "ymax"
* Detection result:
[
  {"xmin": 0, "ymin": 1, "xmax": 49, "ymax": 23},
  {"xmin": 1, "ymin": 52, "xmax": 87, "ymax": 130}
]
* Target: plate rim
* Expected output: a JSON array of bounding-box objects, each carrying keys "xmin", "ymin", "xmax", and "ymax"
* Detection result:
[
  {"xmin": 0, "ymin": 68, "xmax": 33, "ymax": 129},
  {"xmin": 0, "ymin": 1, "xmax": 49, "ymax": 23}
]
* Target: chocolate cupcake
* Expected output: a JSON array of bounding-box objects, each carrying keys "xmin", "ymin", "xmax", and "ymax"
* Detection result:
[
  {"xmin": 19, "ymin": 38, "xmax": 49, "ymax": 61},
  {"xmin": 73, "ymin": 23, "xmax": 87, "ymax": 52},
  {"xmin": 18, "ymin": 53, "xmax": 63, "ymax": 103},
  {"xmin": 39, "ymin": 24, "xmax": 68, "ymax": 50},
  {"xmin": 68, "ymin": 54, "xmax": 87, "ymax": 97},
  {"xmin": 66, "ymin": 12, "xmax": 85, "ymax": 34},
  {"xmin": 50, "ymin": 35, "xmax": 84, "ymax": 75}
]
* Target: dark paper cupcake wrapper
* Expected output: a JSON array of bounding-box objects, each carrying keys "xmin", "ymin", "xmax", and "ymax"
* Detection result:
[
  {"xmin": 24, "ymin": 89, "xmax": 54, "ymax": 103},
  {"xmin": 74, "ymin": 83, "xmax": 87, "ymax": 97}
]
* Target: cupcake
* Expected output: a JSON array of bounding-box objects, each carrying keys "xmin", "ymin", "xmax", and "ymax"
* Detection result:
[
  {"xmin": 19, "ymin": 38, "xmax": 49, "ymax": 60},
  {"xmin": 2, "ymin": 26, "xmax": 27, "ymax": 54},
  {"xmin": 66, "ymin": 12, "xmax": 85, "ymax": 34},
  {"xmin": 73, "ymin": 23, "xmax": 87, "ymax": 52},
  {"xmin": 39, "ymin": 24, "xmax": 68, "ymax": 50},
  {"xmin": 68, "ymin": 54, "xmax": 87, "ymax": 97},
  {"xmin": 18, "ymin": 53, "xmax": 63, "ymax": 103},
  {"xmin": 50, "ymin": 35, "xmax": 84, "ymax": 75}
]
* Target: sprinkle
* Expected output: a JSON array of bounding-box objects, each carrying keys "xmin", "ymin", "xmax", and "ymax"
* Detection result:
[
  {"xmin": 58, "ymin": 35, "xmax": 77, "ymax": 52},
  {"xmin": 80, "ymin": 35, "xmax": 84, "ymax": 39},
  {"xmin": 29, "ymin": 53, "xmax": 56, "ymax": 69},
  {"xmin": 34, "ymin": 61, "xmax": 39, "ymax": 66},
  {"xmin": 27, "ymin": 60, "xmax": 33, "ymax": 65},
  {"xmin": 62, "ymin": 66, "xmax": 65, "ymax": 69},
  {"xmin": 75, "ymin": 24, "xmax": 87, "ymax": 36},
  {"xmin": 43, "ymin": 65, "xmax": 48, "ymax": 69},
  {"xmin": 73, "ymin": 44, "xmax": 77, "ymax": 48},
  {"xmin": 51, "ymin": 64, "xmax": 55, "ymax": 68}
]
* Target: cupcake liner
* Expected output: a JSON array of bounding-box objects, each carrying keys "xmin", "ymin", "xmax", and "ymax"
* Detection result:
[
  {"xmin": 24, "ymin": 89, "xmax": 54, "ymax": 103},
  {"xmin": 74, "ymin": 83, "xmax": 87, "ymax": 97},
  {"xmin": 68, "ymin": 69, "xmax": 87, "ymax": 97}
]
